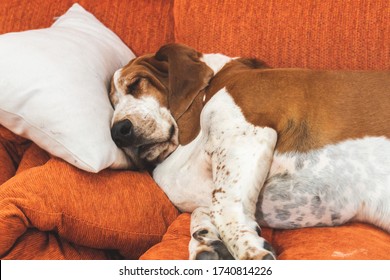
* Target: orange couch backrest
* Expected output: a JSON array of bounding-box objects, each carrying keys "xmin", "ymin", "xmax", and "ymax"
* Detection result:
[
  {"xmin": 0, "ymin": 0, "xmax": 389, "ymax": 70},
  {"xmin": 174, "ymin": 0, "xmax": 390, "ymax": 70}
]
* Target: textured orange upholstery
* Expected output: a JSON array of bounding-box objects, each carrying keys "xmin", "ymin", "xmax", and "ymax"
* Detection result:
[
  {"xmin": 140, "ymin": 214, "xmax": 274, "ymax": 260},
  {"xmin": 0, "ymin": 126, "xmax": 30, "ymax": 185},
  {"xmin": 15, "ymin": 143, "xmax": 50, "ymax": 175},
  {"xmin": 273, "ymin": 223, "xmax": 390, "ymax": 260},
  {"xmin": 174, "ymin": 0, "xmax": 390, "ymax": 70},
  {"xmin": 1, "ymin": 0, "xmax": 389, "ymax": 260},
  {"xmin": 141, "ymin": 213, "xmax": 390, "ymax": 260},
  {"xmin": 0, "ymin": 157, "xmax": 178, "ymax": 259}
]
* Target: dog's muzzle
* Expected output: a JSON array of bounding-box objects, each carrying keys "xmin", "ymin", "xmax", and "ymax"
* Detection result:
[
  {"xmin": 111, "ymin": 119, "xmax": 134, "ymax": 148},
  {"xmin": 111, "ymin": 118, "xmax": 178, "ymax": 170}
]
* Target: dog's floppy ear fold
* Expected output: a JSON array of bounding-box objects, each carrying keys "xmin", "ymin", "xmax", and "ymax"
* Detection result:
[{"xmin": 155, "ymin": 43, "xmax": 214, "ymax": 120}]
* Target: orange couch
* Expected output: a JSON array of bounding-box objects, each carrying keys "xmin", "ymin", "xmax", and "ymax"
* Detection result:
[{"xmin": 1, "ymin": 0, "xmax": 389, "ymax": 260}]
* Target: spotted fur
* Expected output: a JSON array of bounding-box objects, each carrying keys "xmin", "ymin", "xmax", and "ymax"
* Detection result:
[
  {"xmin": 110, "ymin": 44, "xmax": 390, "ymax": 260},
  {"xmin": 258, "ymin": 137, "xmax": 390, "ymax": 232},
  {"xmin": 154, "ymin": 88, "xmax": 278, "ymax": 259},
  {"xmin": 154, "ymin": 90, "xmax": 390, "ymax": 258}
]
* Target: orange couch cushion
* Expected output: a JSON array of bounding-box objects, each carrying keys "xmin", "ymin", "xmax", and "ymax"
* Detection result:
[
  {"xmin": 3, "ymin": 229, "xmax": 115, "ymax": 260},
  {"xmin": 174, "ymin": 0, "xmax": 390, "ymax": 70},
  {"xmin": 140, "ymin": 213, "xmax": 390, "ymax": 260},
  {"xmin": 0, "ymin": 155, "xmax": 179, "ymax": 259}
]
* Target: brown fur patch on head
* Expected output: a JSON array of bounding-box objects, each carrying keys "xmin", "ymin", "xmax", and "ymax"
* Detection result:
[
  {"xmin": 110, "ymin": 55, "xmax": 170, "ymax": 109},
  {"xmin": 111, "ymin": 43, "xmax": 214, "ymax": 145},
  {"xmin": 111, "ymin": 44, "xmax": 214, "ymax": 121}
]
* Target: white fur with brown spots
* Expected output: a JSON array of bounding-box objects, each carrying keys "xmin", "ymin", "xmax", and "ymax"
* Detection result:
[{"xmin": 109, "ymin": 43, "xmax": 390, "ymax": 260}]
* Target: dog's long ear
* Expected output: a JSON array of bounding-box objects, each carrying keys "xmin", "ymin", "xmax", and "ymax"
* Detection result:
[{"xmin": 155, "ymin": 43, "xmax": 214, "ymax": 120}]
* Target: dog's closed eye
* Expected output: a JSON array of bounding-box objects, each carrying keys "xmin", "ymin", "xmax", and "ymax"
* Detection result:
[{"xmin": 126, "ymin": 77, "xmax": 142, "ymax": 94}]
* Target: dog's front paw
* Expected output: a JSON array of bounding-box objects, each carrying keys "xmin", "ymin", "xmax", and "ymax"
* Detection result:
[
  {"xmin": 195, "ymin": 240, "xmax": 234, "ymax": 260},
  {"xmin": 237, "ymin": 239, "xmax": 276, "ymax": 260},
  {"xmin": 190, "ymin": 229, "xmax": 234, "ymax": 260}
]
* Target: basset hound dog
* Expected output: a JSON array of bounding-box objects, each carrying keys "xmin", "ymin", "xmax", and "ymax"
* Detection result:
[{"xmin": 109, "ymin": 43, "xmax": 390, "ymax": 260}]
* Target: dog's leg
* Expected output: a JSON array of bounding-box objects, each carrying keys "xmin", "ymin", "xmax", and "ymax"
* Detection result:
[
  {"xmin": 199, "ymin": 88, "xmax": 277, "ymax": 259},
  {"xmin": 207, "ymin": 126, "xmax": 277, "ymax": 260},
  {"xmin": 189, "ymin": 207, "xmax": 234, "ymax": 260}
]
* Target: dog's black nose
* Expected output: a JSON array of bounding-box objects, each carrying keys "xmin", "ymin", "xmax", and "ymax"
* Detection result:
[{"xmin": 111, "ymin": 119, "xmax": 134, "ymax": 147}]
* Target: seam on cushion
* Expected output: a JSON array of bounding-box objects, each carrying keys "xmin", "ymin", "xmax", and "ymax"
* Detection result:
[
  {"xmin": 0, "ymin": 108, "xmax": 96, "ymax": 171},
  {"xmin": 9, "ymin": 204, "xmax": 165, "ymax": 238}
]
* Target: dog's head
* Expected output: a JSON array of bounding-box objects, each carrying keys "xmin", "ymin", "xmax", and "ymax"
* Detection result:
[{"xmin": 109, "ymin": 43, "xmax": 214, "ymax": 169}]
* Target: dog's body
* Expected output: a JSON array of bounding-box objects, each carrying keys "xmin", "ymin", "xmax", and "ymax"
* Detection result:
[{"xmin": 109, "ymin": 43, "xmax": 390, "ymax": 260}]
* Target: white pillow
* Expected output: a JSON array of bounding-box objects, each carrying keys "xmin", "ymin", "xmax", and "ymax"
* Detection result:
[{"xmin": 0, "ymin": 4, "xmax": 134, "ymax": 172}]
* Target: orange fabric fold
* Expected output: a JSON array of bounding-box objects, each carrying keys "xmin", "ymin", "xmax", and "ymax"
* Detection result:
[
  {"xmin": 0, "ymin": 142, "xmax": 16, "ymax": 185},
  {"xmin": 15, "ymin": 143, "xmax": 50, "ymax": 175},
  {"xmin": 0, "ymin": 125, "xmax": 31, "ymax": 185},
  {"xmin": 0, "ymin": 158, "xmax": 179, "ymax": 259},
  {"xmin": 2, "ymin": 229, "xmax": 117, "ymax": 260},
  {"xmin": 140, "ymin": 213, "xmax": 191, "ymax": 260}
]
